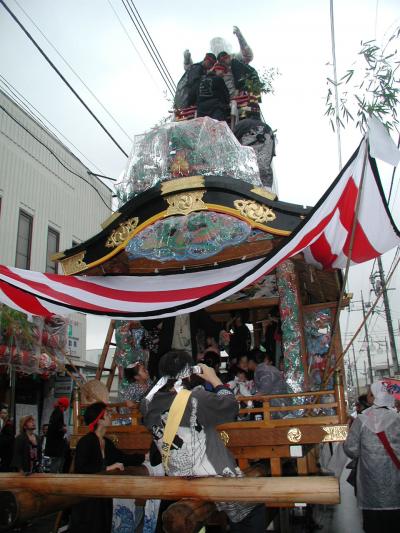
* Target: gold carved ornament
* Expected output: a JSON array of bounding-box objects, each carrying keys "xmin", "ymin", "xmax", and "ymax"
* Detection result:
[
  {"xmin": 108, "ymin": 434, "xmax": 119, "ymax": 446},
  {"xmin": 321, "ymin": 425, "xmax": 348, "ymax": 442},
  {"xmin": 161, "ymin": 175, "xmax": 205, "ymax": 196},
  {"xmin": 105, "ymin": 217, "xmax": 139, "ymax": 248},
  {"xmin": 165, "ymin": 190, "xmax": 208, "ymax": 216},
  {"xmin": 220, "ymin": 431, "xmax": 230, "ymax": 446},
  {"xmin": 287, "ymin": 427, "xmax": 302, "ymax": 443},
  {"xmin": 250, "ymin": 187, "xmax": 277, "ymax": 201},
  {"xmin": 60, "ymin": 251, "xmax": 87, "ymax": 275},
  {"xmin": 234, "ymin": 199, "xmax": 276, "ymax": 224}
]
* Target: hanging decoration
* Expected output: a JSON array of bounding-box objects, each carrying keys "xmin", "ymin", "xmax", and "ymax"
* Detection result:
[
  {"xmin": 303, "ymin": 308, "xmax": 333, "ymax": 390},
  {"xmin": 0, "ymin": 305, "xmax": 67, "ymax": 377}
]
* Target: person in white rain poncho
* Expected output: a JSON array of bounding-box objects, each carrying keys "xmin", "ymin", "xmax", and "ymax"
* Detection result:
[{"xmin": 343, "ymin": 381, "xmax": 400, "ymax": 533}]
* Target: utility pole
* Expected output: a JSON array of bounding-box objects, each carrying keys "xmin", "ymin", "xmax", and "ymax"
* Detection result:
[
  {"xmin": 377, "ymin": 257, "xmax": 399, "ymax": 374},
  {"xmin": 352, "ymin": 344, "xmax": 360, "ymax": 396},
  {"xmin": 385, "ymin": 338, "xmax": 391, "ymax": 377},
  {"xmin": 363, "ymin": 360, "xmax": 367, "ymax": 387},
  {"xmin": 347, "ymin": 359, "xmax": 354, "ymax": 387},
  {"xmin": 361, "ymin": 291, "xmax": 374, "ymax": 384}
]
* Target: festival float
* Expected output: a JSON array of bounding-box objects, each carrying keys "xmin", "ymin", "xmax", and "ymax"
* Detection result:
[{"xmin": 1, "ymin": 28, "xmax": 400, "ymax": 533}]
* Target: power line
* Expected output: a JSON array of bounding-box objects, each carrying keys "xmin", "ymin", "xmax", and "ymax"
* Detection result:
[
  {"xmin": 12, "ymin": 0, "xmax": 133, "ymax": 144},
  {"xmin": 120, "ymin": 0, "xmax": 175, "ymax": 98},
  {"xmin": 105, "ymin": 0, "xmax": 162, "ymax": 93},
  {"xmin": 0, "ymin": 104, "xmax": 113, "ymax": 211},
  {"xmin": 121, "ymin": 0, "xmax": 175, "ymax": 96},
  {"xmin": 0, "ymin": 76, "xmax": 106, "ymax": 176},
  {"xmin": 128, "ymin": 0, "xmax": 176, "ymax": 90},
  {"xmin": 0, "ymin": 0, "xmax": 129, "ymax": 158}
]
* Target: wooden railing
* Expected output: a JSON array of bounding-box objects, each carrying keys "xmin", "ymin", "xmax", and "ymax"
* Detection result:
[{"xmin": 73, "ymin": 373, "xmax": 347, "ymax": 434}]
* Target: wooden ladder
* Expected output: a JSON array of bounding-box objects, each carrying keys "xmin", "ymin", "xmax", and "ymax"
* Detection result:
[{"xmin": 95, "ymin": 319, "xmax": 117, "ymax": 390}]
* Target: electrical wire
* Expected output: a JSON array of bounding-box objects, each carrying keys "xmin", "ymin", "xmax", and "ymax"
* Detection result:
[
  {"xmin": 105, "ymin": 0, "xmax": 162, "ymax": 93},
  {"xmin": 11, "ymin": 0, "xmax": 133, "ymax": 144},
  {"xmin": 0, "ymin": 0, "xmax": 129, "ymax": 158},
  {"xmin": 128, "ymin": 0, "xmax": 176, "ymax": 90},
  {"xmin": 120, "ymin": 0, "xmax": 175, "ymax": 98},
  {"xmin": 0, "ymin": 104, "xmax": 113, "ymax": 211},
  {"xmin": 0, "ymin": 75, "xmax": 106, "ymax": 176},
  {"xmin": 121, "ymin": 0, "xmax": 175, "ymax": 96}
]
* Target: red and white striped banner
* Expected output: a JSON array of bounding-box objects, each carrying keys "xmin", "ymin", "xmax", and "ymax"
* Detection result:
[{"xmin": 0, "ymin": 139, "xmax": 399, "ymax": 320}]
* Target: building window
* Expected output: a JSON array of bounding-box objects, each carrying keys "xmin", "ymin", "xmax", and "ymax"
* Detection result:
[
  {"xmin": 15, "ymin": 211, "xmax": 33, "ymax": 269},
  {"xmin": 46, "ymin": 227, "xmax": 59, "ymax": 273}
]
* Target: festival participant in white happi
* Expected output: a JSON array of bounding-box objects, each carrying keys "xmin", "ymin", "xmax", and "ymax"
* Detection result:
[{"xmin": 344, "ymin": 381, "xmax": 400, "ymax": 532}]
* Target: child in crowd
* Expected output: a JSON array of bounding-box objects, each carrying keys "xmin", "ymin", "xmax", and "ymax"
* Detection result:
[{"xmin": 227, "ymin": 367, "xmax": 255, "ymax": 420}]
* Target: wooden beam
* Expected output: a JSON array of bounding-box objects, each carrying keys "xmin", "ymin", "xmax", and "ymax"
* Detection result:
[
  {"xmin": 0, "ymin": 474, "xmax": 339, "ymax": 505},
  {"xmin": 96, "ymin": 320, "xmax": 115, "ymax": 381},
  {"xmin": 0, "ymin": 490, "xmax": 82, "ymax": 529},
  {"xmin": 207, "ymin": 297, "xmax": 279, "ymax": 314}
]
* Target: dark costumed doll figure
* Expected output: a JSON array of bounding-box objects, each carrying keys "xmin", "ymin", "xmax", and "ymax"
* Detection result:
[{"xmin": 70, "ymin": 402, "xmax": 144, "ymax": 533}]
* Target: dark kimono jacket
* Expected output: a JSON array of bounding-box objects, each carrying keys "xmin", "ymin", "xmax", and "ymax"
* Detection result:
[
  {"xmin": 70, "ymin": 432, "xmax": 144, "ymax": 533},
  {"xmin": 45, "ymin": 406, "xmax": 66, "ymax": 457}
]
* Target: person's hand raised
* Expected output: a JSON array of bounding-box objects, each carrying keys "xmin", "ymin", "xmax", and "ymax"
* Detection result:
[{"xmin": 197, "ymin": 364, "xmax": 222, "ymax": 388}]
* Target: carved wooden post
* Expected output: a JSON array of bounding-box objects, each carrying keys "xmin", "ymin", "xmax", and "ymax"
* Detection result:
[
  {"xmin": 334, "ymin": 370, "xmax": 347, "ymax": 424},
  {"xmin": 276, "ymin": 260, "xmax": 308, "ymax": 392}
]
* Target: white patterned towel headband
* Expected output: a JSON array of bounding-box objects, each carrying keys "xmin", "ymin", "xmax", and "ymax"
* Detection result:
[{"xmin": 145, "ymin": 364, "xmax": 193, "ymax": 402}]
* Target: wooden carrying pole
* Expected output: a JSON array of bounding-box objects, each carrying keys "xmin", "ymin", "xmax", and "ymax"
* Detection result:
[
  {"xmin": 0, "ymin": 474, "xmax": 340, "ymax": 505},
  {"xmin": 162, "ymin": 463, "xmax": 266, "ymax": 533},
  {"xmin": 0, "ymin": 489, "xmax": 82, "ymax": 531}
]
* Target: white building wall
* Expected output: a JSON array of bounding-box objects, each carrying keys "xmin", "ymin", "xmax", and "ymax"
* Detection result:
[
  {"xmin": 0, "ymin": 89, "xmax": 112, "ymax": 269},
  {"xmin": 0, "ymin": 89, "xmax": 113, "ymax": 362}
]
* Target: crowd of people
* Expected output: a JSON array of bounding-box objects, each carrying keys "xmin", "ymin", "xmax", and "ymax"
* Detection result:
[
  {"xmin": 1, "ymin": 309, "xmax": 399, "ymax": 532},
  {"xmin": 0, "ymin": 397, "xmax": 71, "ymax": 475}
]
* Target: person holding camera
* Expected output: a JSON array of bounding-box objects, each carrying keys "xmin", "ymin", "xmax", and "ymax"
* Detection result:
[{"xmin": 141, "ymin": 350, "xmax": 266, "ymax": 532}]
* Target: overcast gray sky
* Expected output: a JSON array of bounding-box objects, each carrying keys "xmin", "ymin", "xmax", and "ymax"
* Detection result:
[{"xmin": 1, "ymin": 0, "xmax": 399, "ymax": 376}]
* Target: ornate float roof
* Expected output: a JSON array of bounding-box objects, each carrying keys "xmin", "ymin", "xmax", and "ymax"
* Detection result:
[{"xmin": 55, "ymin": 175, "xmax": 310, "ymax": 276}]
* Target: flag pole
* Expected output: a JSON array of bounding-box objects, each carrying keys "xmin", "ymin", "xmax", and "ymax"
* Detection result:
[{"xmin": 321, "ymin": 137, "xmax": 369, "ymax": 386}]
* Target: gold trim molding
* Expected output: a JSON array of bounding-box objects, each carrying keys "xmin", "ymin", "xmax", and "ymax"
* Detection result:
[
  {"xmin": 322, "ymin": 425, "xmax": 348, "ymax": 442},
  {"xmin": 287, "ymin": 427, "xmax": 302, "ymax": 443},
  {"xmin": 105, "ymin": 217, "xmax": 139, "ymax": 248},
  {"xmin": 165, "ymin": 190, "xmax": 208, "ymax": 216},
  {"xmin": 251, "ymin": 187, "xmax": 277, "ymax": 201},
  {"xmin": 220, "ymin": 430, "xmax": 230, "ymax": 446},
  {"xmin": 234, "ymin": 199, "xmax": 276, "ymax": 224},
  {"xmin": 101, "ymin": 211, "xmax": 122, "ymax": 229},
  {"xmin": 60, "ymin": 251, "xmax": 87, "ymax": 275},
  {"xmin": 161, "ymin": 175, "xmax": 205, "ymax": 196}
]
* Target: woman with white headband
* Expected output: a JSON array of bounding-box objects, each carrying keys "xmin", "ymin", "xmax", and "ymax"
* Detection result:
[{"xmin": 344, "ymin": 380, "xmax": 400, "ymax": 532}]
